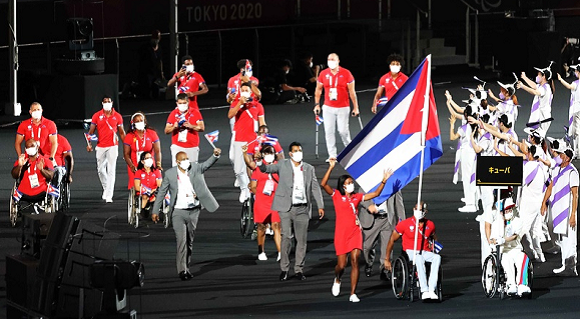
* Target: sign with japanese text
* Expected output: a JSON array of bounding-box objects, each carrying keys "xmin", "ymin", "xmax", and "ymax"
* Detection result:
[{"xmin": 476, "ymin": 156, "xmax": 523, "ymax": 186}]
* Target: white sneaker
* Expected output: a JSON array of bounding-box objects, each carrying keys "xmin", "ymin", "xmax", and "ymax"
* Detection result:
[
  {"xmin": 102, "ymin": 192, "xmax": 107, "ymax": 200},
  {"xmin": 475, "ymin": 214, "xmax": 483, "ymax": 222},
  {"xmin": 349, "ymin": 294, "xmax": 360, "ymax": 302},
  {"xmin": 553, "ymin": 265, "xmax": 566, "ymax": 274},
  {"xmin": 517, "ymin": 285, "xmax": 531, "ymax": 296},
  {"xmin": 258, "ymin": 252, "xmax": 268, "ymax": 261},
  {"xmin": 421, "ymin": 292, "xmax": 430, "ymax": 300},
  {"xmin": 239, "ymin": 188, "xmax": 250, "ymax": 203},
  {"xmin": 276, "ymin": 252, "xmax": 281, "ymax": 262},
  {"xmin": 537, "ymin": 252, "xmax": 546, "ymax": 263},
  {"xmin": 105, "ymin": 198, "xmax": 113, "ymax": 203},
  {"xmin": 461, "ymin": 197, "xmax": 467, "ymax": 203},
  {"xmin": 507, "ymin": 284, "xmax": 517, "ymax": 294},
  {"xmin": 332, "ymin": 280, "xmax": 341, "ymax": 297},
  {"xmin": 428, "ymin": 291, "xmax": 439, "ymax": 300},
  {"xmin": 234, "ymin": 179, "xmax": 240, "ymax": 187},
  {"xmin": 458, "ymin": 205, "xmax": 477, "ymax": 213}
]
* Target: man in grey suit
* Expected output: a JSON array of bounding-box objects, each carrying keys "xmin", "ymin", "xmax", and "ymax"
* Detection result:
[
  {"xmin": 151, "ymin": 148, "xmax": 221, "ymax": 280},
  {"xmin": 359, "ymin": 191, "xmax": 405, "ymax": 280},
  {"xmin": 258, "ymin": 141, "xmax": 324, "ymax": 281}
]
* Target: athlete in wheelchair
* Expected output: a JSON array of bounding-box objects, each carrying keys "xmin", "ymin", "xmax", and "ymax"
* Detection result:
[
  {"xmin": 128, "ymin": 152, "xmax": 163, "ymax": 228},
  {"xmin": 10, "ymin": 139, "xmax": 57, "ymax": 226},
  {"xmin": 52, "ymin": 134, "xmax": 74, "ymax": 211},
  {"xmin": 482, "ymin": 197, "xmax": 533, "ymax": 299},
  {"xmin": 385, "ymin": 202, "xmax": 442, "ymax": 301}
]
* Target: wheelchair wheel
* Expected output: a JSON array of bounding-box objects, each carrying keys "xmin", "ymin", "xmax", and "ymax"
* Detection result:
[
  {"xmin": 132, "ymin": 195, "xmax": 141, "ymax": 229},
  {"xmin": 437, "ymin": 265, "xmax": 443, "ymax": 302},
  {"xmin": 162, "ymin": 199, "xmax": 170, "ymax": 228},
  {"xmin": 45, "ymin": 194, "xmax": 57, "ymax": 214},
  {"xmin": 482, "ymin": 254, "xmax": 499, "ymax": 298},
  {"xmin": 128, "ymin": 189, "xmax": 135, "ymax": 225},
  {"xmin": 60, "ymin": 181, "xmax": 70, "ymax": 211},
  {"xmin": 526, "ymin": 259, "xmax": 534, "ymax": 299},
  {"xmin": 392, "ymin": 255, "xmax": 409, "ymax": 300},
  {"xmin": 9, "ymin": 186, "xmax": 19, "ymax": 228},
  {"xmin": 240, "ymin": 196, "xmax": 254, "ymax": 238}
]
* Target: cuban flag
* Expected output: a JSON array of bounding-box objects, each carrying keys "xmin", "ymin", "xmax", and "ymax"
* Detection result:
[
  {"xmin": 260, "ymin": 134, "xmax": 279, "ymax": 146},
  {"xmin": 245, "ymin": 59, "xmax": 252, "ymax": 75},
  {"xmin": 205, "ymin": 130, "xmax": 219, "ymax": 144},
  {"xmin": 84, "ymin": 133, "xmax": 98, "ymax": 142},
  {"xmin": 178, "ymin": 86, "xmax": 190, "ymax": 93},
  {"xmin": 164, "ymin": 193, "xmax": 171, "ymax": 205},
  {"xmin": 12, "ymin": 188, "xmax": 23, "ymax": 202},
  {"xmin": 140, "ymin": 185, "xmax": 153, "ymax": 196},
  {"xmin": 47, "ymin": 184, "xmax": 60, "ymax": 198},
  {"xmin": 338, "ymin": 55, "xmax": 443, "ymax": 204},
  {"xmin": 376, "ymin": 97, "xmax": 389, "ymax": 109},
  {"xmin": 315, "ymin": 115, "xmax": 324, "ymax": 126},
  {"xmin": 434, "ymin": 240, "xmax": 443, "ymax": 253}
]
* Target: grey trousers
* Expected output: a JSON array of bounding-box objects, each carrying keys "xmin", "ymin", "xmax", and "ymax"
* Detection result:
[
  {"xmin": 172, "ymin": 207, "xmax": 201, "ymax": 274},
  {"xmin": 279, "ymin": 205, "xmax": 310, "ymax": 273},
  {"xmin": 363, "ymin": 215, "xmax": 396, "ymax": 269}
]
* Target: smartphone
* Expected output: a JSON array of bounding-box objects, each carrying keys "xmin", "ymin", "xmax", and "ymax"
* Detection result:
[{"xmin": 181, "ymin": 65, "xmax": 187, "ymax": 70}]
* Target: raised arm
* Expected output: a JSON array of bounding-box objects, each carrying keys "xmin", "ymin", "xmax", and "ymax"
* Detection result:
[
  {"xmin": 364, "ymin": 169, "xmax": 393, "ymax": 200},
  {"xmin": 320, "ymin": 159, "xmax": 336, "ymax": 195}
]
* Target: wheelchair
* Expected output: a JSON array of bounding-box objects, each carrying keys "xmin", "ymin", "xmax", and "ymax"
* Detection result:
[
  {"xmin": 128, "ymin": 188, "xmax": 170, "ymax": 228},
  {"xmin": 391, "ymin": 250, "xmax": 443, "ymax": 302},
  {"xmin": 481, "ymin": 245, "xmax": 533, "ymax": 299},
  {"xmin": 240, "ymin": 195, "xmax": 255, "ymax": 239},
  {"xmin": 9, "ymin": 182, "xmax": 57, "ymax": 227},
  {"xmin": 54, "ymin": 167, "xmax": 71, "ymax": 211}
]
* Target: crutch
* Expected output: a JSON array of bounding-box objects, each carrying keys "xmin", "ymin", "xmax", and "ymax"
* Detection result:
[
  {"xmin": 315, "ymin": 122, "xmax": 319, "ymax": 159},
  {"xmin": 357, "ymin": 114, "xmax": 364, "ymax": 130}
]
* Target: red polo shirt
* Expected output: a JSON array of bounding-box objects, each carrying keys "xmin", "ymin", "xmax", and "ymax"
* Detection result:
[
  {"xmin": 134, "ymin": 168, "xmax": 162, "ymax": 190},
  {"xmin": 91, "ymin": 109, "xmax": 123, "ymax": 148},
  {"xmin": 232, "ymin": 101, "xmax": 264, "ymax": 143},
  {"xmin": 173, "ymin": 71, "xmax": 206, "ymax": 110},
  {"xmin": 166, "ymin": 108, "xmax": 204, "ymax": 148},
  {"xmin": 317, "ymin": 67, "xmax": 355, "ymax": 108},
  {"xmin": 14, "ymin": 154, "xmax": 54, "ymax": 196},
  {"xmin": 16, "ymin": 117, "xmax": 58, "ymax": 154},
  {"xmin": 123, "ymin": 129, "xmax": 160, "ymax": 166},
  {"xmin": 395, "ymin": 217, "xmax": 436, "ymax": 251},
  {"xmin": 378, "ymin": 72, "xmax": 408, "ymax": 100},
  {"xmin": 54, "ymin": 134, "xmax": 72, "ymax": 167},
  {"xmin": 227, "ymin": 73, "xmax": 260, "ymax": 105}
]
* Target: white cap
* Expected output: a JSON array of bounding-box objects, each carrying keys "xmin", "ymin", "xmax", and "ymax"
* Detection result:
[
  {"xmin": 533, "ymin": 61, "xmax": 554, "ymax": 80},
  {"xmin": 523, "ymin": 127, "xmax": 546, "ymax": 138},
  {"xmin": 502, "ymin": 197, "xmax": 516, "ymax": 211},
  {"xmin": 497, "ymin": 81, "xmax": 516, "ymax": 96},
  {"xmin": 547, "ymin": 137, "xmax": 567, "ymax": 153}
]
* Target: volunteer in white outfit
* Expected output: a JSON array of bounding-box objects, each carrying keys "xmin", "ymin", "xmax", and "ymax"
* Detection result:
[
  {"xmin": 450, "ymin": 105, "xmax": 478, "ymax": 213},
  {"xmin": 486, "ymin": 198, "xmax": 532, "ymax": 296},
  {"xmin": 557, "ymin": 65, "xmax": 580, "ymax": 157},
  {"xmin": 542, "ymin": 144, "xmax": 578, "ymax": 275},
  {"xmin": 488, "ymin": 75, "xmax": 519, "ymax": 122},
  {"xmin": 477, "ymin": 113, "xmax": 518, "ymax": 157},
  {"xmin": 313, "ymin": 53, "xmax": 360, "ymax": 161},
  {"xmin": 517, "ymin": 63, "xmax": 554, "ymax": 133},
  {"xmin": 86, "ymin": 96, "xmax": 126, "ymax": 203},
  {"xmin": 518, "ymin": 145, "xmax": 548, "ymax": 262}
]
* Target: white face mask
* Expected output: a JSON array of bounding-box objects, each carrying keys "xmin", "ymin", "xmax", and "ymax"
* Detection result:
[
  {"xmin": 390, "ymin": 65, "xmax": 401, "ymax": 74},
  {"xmin": 31, "ymin": 110, "xmax": 42, "ymax": 120},
  {"xmin": 245, "ymin": 70, "xmax": 253, "ymax": 78},
  {"xmin": 102, "ymin": 102, "xmax": 112, "ymax": 111},
  {"xmin": 240, "ymin": 91, "xmax": 251, "ymax": 99},
  {"xmin": 344, "ymin": 183, "xmax": 355, "ymax": 194},
  {"xmin": 143, "ymin": 158, "xmax": 154, "ymax": 168},
  {"xmin": 25, "ymin": 146, "xmax": 38, "ymax": 156},
  {"xmin": 186, "ymin": 65, "xmax": 194, "ymax": 73},
  {"xmin": 309, "ymin": 62, "xmax": 313, "ymax": 68},
  {"xmin": 504, "ymin": 212, "xmax": 514, "ymax": 221},
  {"xmin": 134, "ymin": 121, "xmax": 145, "ymax": 131},
  {"xmin": 535, "ymin": 76, "xmax": 542, "ymax": 84},
  {"xmin": 291, "ymin": 151, "xmax": 303, "ymax": 163},
  {"xmin": 285, "ymin": 69, "xmax": 290, "ymax": 74},
  {"xmin": 178, "ymin": 159, "xmax": 190, "ymax": 170},
  {"xmin": 264, "ymin": 154, "xmax": 275, "ymax": 163},
  {"xmin": 177, "ymin": 103, "xmax": 188, "ymax": 113},
  {"xmin": 327, "ymin": 60, "xmax": 338, "ymax": 70},
  {"xmin": 413, "ymin": 209, "xmax": 425, "ymax": 220}
]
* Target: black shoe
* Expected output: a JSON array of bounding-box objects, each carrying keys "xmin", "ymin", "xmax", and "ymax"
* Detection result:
[
  {"xmin": 365, "ymin": 266, "xmax": 373, "ymax": 277},
  {"xmin": 279, "ymin": 271, "xmax": 289, "ymax": 281},
  {"xmin": 295, "ymin": 272, "xmax": 307, "ymax": 280},
  {"xmin": 179, "ymin": 271, "xmax": 192, "ymax": 281}
]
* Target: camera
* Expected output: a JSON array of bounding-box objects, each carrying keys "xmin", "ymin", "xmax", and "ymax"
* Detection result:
[{"xmin": 567, "ymin": 38, "xmax": 580, "ymax": 45}]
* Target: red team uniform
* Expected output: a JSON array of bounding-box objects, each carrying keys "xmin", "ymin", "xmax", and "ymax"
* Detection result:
[
  {"xmin": 124, "ymin": 130, "xmax": 160, "ymax": 189},
  {"xmin": 331, "ymin": 191, "xmax": 364, "ymax": 255},
  {"xmin": 172, "ymin": 71, "xmax": 206, "ymax": 110},
  {"xmin": 378, "ymin": 72, "xmax": 408, "ymax": 101},
  {"xmin": 91, "ymin": 109, "xmax": 124, "ymax": 148},
  {"xmin": 14, "ymin": 154, "xmax": 54, "ymax": 196},
  {"xmin": 17, "ymin": 117, "xmax": 58, "ymax": 155},
  {"xmin": 250, "ymin": 168, "xmax": 280, "ymax": 223},
  {"xmin": 317, "ymin": 67, "xmax": 355, "ymax": 108},
  {"xmin": 395, "ymin": 217, "xmax": 436, "ymax": 251},
  {"xmin": 227, "ymin": 74, "xmax": 260, "ymax": 105},
  {"xmin": 231, "ymin": 101, "xmax": 265, "ymax": 143},
  {"xmin": 166, "ymin": 108, "xmax": 204, "ymax": 148},
  {"xmin": 54, "ymin": 134, "xmax": 72, "ymax": 167}
]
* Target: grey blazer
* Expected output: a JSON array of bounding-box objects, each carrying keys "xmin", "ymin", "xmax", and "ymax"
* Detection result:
[
  {"xmin": 152, "ymin": 155, "xmax": 220, "ymax": 216},
  {"xmin": 359, "ymin": 190, "xmax": 406, "ymax": 229},
  {"xmin": 259, "ymin": 159, "xmax": 324, "ymax": 217}
]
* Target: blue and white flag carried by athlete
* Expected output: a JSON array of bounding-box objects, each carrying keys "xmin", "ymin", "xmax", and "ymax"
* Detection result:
[{"xmin": 337, "ymin": 55, "xmax": 443, "ymax": 204}]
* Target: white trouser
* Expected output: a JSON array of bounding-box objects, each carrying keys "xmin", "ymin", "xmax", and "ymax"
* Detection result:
[
  {"xmin": 229, "ymin": 139, "xmax": 250, "ymax": 191},
  {"xmin": 95, "ymin": 145, "xmax": 118, "ymax": 200},
  {"xmin": 501, "ymin": 249, "xmax": 527, "ymax": 288},
  {"xmin": 480, "ymin": 220, "xmax": 492, "ymax": 266},
  {"xmin": 479, "ymin": 186, "xmax": 494, "ymax": 214},
  {"xmin": 322, "ymin": 105, "xmax": 351, "ymax": 158},
  {"xmin": 520, "ymin": 210, "xmax": 543, "ymax": 256},
  {"xmin": 406, "ymin": 250, "xmax": 441, "ymax": 293},
  {"xmin": 170, "ymin": 144, "xmax": 199, "ymax": 166},
  {"xmin": 571, "ymin": 111, "xmax": 580, "ymax": 156},
  {"xmin": 460, "ymin": 149, "xmax": 476, "ymax": 206},
  {"xmin": 557, "ymin": 212, "xmax": 577, "ymax": 267}
]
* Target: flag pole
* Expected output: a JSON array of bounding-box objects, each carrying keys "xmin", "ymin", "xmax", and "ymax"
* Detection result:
[
  {"xmin": 413, "ymin": 55, "xmax": 432, "ymax": 265},
  {"xmin": 315, "ymin": 122, "xmax": 319, "ymax": 159}
]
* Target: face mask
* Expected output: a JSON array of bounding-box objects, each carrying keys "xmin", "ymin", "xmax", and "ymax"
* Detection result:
[
  {"xmin": 186, "ymin": 65, "xmax": 194, "ymax": 73},
  {"xmin": 390, "ymin": 65, "xmax": 401, "ymax": 74},
  {"xmin": 245, "ymin": 70, "xmax": 253, "ymax": 78},
  {"xmin": 309, "ymin": 62, "xmax": 313, "ymax": 68},
  {"xmin": 25, "ymin": 146, "xmax": 38, "ymax": 156},
  {"xmin": 413, "ymin": 209, "xmax": 425, "ymax": 220},
  {"xmin": 178, "ymin": 159, "xmax": 190, "ymax": 170},
  {"xmin": 240, "ymin": 91, "xmax": 251, "ymax": 99},
  {"xmin": 143, "ymin": 158, "xmax": 154, "ymax": 168},
  {"xmin": 291, "ymin": 151, "xmax": 303, "ymax": 162},
  {"xmin": 31, "ymin": 110, "xmax": 42, "ymax": 120},
  {"xmin": 102, "ymin": 102, "xmax": 112, "ymax": 111},
  {"xmin": 344, "ymin": 183, "xmax": 355, "ymax": 194},
  {"xmin": 177, "ymin": 103, "xmax": 188, "ymax": 113},
  {"xmin": 134, "ymin": 121, "xmax": 145, "ymax": 131},
  {"xmin": 264, "ymin": 154, "xmax": 275, "ymax": 163},
  {"xmin": 535, "ymin": 76, "xmax": 542, "ymax": 84},
  {"xmin": 327, "ymin": 60, "xmax": 338, "ymax": 70},
  {"xmin": 576, "ymin": 71, "xmax": 580, "ymax": 78},
  {"xmin": 285, "ymin": 69, "xmax": 290, "ymax": 74},
  {"xmin": 504, "ymin": 211, "xmax": 513, "ymax": 221},
  {"xmin": 499, "ymin": 93, "xmax": 505, "ymax": 100}
]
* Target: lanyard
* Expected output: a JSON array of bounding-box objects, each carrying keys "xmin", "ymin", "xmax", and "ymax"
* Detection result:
[
  {"xmin": 135, "ymin": 130, "xmax": 147, "ymax": 151},
  {"xmin": 103, "ymin": 111, "xmax": 116, "ymax": 132},
  {"xmin": 31, "ymin": 119, "xmax": 41, "ymax": 141},
  {"xmin": 27, "ymin": 159, "xmax": 38, "ymax": 174},
  {"xmin": 328, "ymin": 73, "xmax": 339, "ymax": 88}
]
